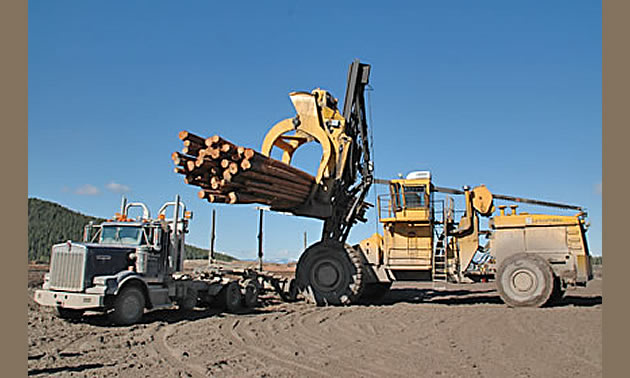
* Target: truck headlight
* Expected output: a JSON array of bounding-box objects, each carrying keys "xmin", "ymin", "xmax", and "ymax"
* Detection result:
[{"xmin": 93, "ymin": 276, "xmax": 107, "ymax": 286}]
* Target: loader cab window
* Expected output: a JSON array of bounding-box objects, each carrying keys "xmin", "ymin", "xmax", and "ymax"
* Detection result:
[
  {"xmin": 403, "ymin": 185, "xmax": 427, "ymax": 209},
  {"xmin": 391, "ymin": 183, "xmax": 403, "ymax": 211}
]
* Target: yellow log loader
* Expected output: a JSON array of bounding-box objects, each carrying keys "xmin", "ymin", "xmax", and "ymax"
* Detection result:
[{"xmin": 257, "ymin": 60, "xmax": 592, "ymax": 307}]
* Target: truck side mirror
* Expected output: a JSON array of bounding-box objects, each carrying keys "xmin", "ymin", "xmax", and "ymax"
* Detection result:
[
  {"xmin": 83, "ymin": 222, "xmax": 93, "ymax": 242},
  {"xmin": 153, "ymin": 229, "xmax": 162, "ymax": 250}
]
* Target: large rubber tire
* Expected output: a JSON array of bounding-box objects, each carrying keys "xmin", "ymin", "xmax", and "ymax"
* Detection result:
[
  {"xmin": 242, "ymin": 279, "xmax": 259, "ymax": 308},
  {"xmin": 359, "ymin": 282, "xmax": 392, "ymax": 304},
  {"xmin": 55, "ymin": 307, "xmax": 84, "ymax": 320},
  {"xmin": 496, "ymin": 254, "xmax": 554, "ymax": 308},
  {"xmin": 544, "ymin": 276, "xmax": 566, "ymax": 306},
  {"xmin": 178, "ymin": 290, "xmax": 197, "ymax": 311},
  {"xmin": 220, "ymin": 281, "xmax": 242, "ymax": 312},
  {"xmin": 109, "ymin": 286, "xmax": 146, "ymax": 326},
  {"xmin": 295, "ymin": 241, "xmax": 365, "ymax": 306}
]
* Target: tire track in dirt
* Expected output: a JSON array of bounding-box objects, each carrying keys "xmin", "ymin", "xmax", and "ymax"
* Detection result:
[
  {"xmin": 225, "ymin": 317, "xmax": 327, "ymax": 377},
  {"xmin": 310, "ymin": 308, "xmax": 411, "ymax": 377},
  {"xmin": 287, "ymin": 307, "xmax": 387, "ymax": 378},
  {"xmin": 222, "ymin": 306, "xmax": 390, "ymax": 378},
  {"xmin": 151, "ymin": 322, "xmax": 207, "ymax": 378},
  {"xmin": 504, "ymin": 310, "xmax": 602, "ymax": 373},
  {"xmin": 281, "ymin": 305, "xmax": 405, "ymax": 377}
]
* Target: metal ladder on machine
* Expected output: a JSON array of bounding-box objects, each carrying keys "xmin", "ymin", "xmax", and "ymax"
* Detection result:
[
  {"xmin": 432, "ymin": 199, "xmax": 449, "ymax": 290},
  {"xmin": 432, "ymin": 196, "xmax": 454, "ymax": 290}
]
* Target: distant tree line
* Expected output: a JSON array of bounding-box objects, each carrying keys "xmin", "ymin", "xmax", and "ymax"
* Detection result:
[{"xmin": 28, "ymin": 198, "xmax": 235, "ymax": 263}]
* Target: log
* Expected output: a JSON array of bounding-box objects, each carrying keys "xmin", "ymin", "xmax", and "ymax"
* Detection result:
[
  {"xmin": 178, "ymin": 131, "xmax": 206, "ymax": 146},
  {"xmin": 236, "ymin": 185, "xmax": 306, "ymax": 204},
  {"xmin": 198, "ymin": 189, "xmax": 227, "ymax": 200},
  {"xmin": 208, "ymin": 194, "xmax": 230, "ymax": 203},
  {"xmin": 205, "ymin": 135, "xmax": 239, "ymax": 150},
  {"xmin": 220, "ymin": 177, "xmax": 310, "ymax": 200},
  {"xmin": 241, "ymin": 179, "xmax": 309, "ymax": 200},
  {"xmin": 205, "ymin": 147, "xmax": 221, "ymax": 159},
  {"xmin": 182, "ymin": 146, "xmax": 202, "ymax": 156},
  {"xmin": 228, "ymin": 162, "xmax": 239, "ymax": 175},
  {"xmin": 172, "ymin": 152, "xmax": 195, "ymax": 167},
  {"xmin": 184, "ymin": 174, "xmax": 211, "ymax": 189},
  {"xmin": 195, "ymin": 156, "xmax": 221, "ymax": 170},
  {"xmin": 232, "ymin": 171, "xmax": 312, "ymax": 196},
  {"xmin": 220, "ymin": 143, "xmax": 232, "ymax": 154},
  {"xmin": 184, "ymin": 139, "xmax": 204, "ymax": 149},
  {"xmin": 240, "ymin": 159, "xmax": 315, "ymax": 187},
  {"xmin": 186, "ymin": 160, "xmax": 197, "ymax": 172},
  {"xmin": 243, "ymin": 149, "xmax": 316, "ymax": 182},
  {"xmin": 227, "ymin": 192, "xmax": 273, "ymax": 205},
  {"xmin": 226, "ymin": 192, "xmax": 301, "ymax": 207}
]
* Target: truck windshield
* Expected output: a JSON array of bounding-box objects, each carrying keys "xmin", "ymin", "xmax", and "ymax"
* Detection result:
[{"xmin": 100, "ymin": 226, "xmax": 143, "ymax": 245}]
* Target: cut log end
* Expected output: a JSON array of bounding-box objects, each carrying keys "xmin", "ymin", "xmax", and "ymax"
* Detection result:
[{"xmin": 186, "ymin": 161, "xmax": 196, "ymax": 172}]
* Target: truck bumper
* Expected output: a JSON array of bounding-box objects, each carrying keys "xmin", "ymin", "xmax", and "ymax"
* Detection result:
[{"xmin": 34, "ymin": 289, "xmax": 104, "ymax": 310}]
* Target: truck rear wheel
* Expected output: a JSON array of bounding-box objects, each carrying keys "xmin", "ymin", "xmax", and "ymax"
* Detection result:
[
  {"xmin": 109, "ymin": 286, "xmax": 146, "ymax": 325},
  {"xmin": 242, "ymin": 280, "xmax": 259, "ymax": 308},
  {"xmin": 55, "ymin": 307, "xmax": 84, "ymax": 320},
  {"xmin": 496, "ymin": 253, "xmax": 553, "ymax": 308},
  {"xmin": 295, "ymin": 241, "xmax": 365, "ymax": 306},
  {"xmin": 178, "ymin": 291, "xmax": 197, "ymax": 311},
  {"xmin": 220, "ymin": 281, "xmax": 242, "ymax": 312}
]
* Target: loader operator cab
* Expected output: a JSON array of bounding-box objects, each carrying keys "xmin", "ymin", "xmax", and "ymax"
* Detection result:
[{"xmin": 382, "ymin": 171, "xmax": 432, "ymax": 223}]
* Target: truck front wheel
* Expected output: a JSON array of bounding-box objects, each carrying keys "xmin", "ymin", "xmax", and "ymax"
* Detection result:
[
  {"xmin": 496, "ymin": 253, "xmax": 553, "ymax": 308},
  {"xmin": 109, "ymin": 286, "xmax": 146, "ymax": 325}
]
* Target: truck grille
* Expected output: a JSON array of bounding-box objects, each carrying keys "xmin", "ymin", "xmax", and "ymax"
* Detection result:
[{"xmin": 49, "ymin": 244, "xmax": 87, "ymax": 292}]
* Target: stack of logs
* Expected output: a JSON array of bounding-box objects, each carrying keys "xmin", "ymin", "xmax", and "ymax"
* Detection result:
[{"xmin": 173, "ymin": 131, "xmax": 316, "ymax": 209}]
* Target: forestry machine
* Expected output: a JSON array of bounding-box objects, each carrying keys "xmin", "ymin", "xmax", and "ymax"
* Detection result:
[{"xmin": 259, "ymin": 60, "xmax": 593, "ymax": 307}]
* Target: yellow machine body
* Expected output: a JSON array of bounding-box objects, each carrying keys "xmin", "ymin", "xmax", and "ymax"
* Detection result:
[
  {"xmin": 488, "ymin": 212, "xmax": 592, "ymax": 285},
  {"xmin": 359, "ymin": 174, "xmax": 592, "ymax": 287},
  {"xmin": 379, "ymin": 177, "xmax": 433, "ymax": 271}
]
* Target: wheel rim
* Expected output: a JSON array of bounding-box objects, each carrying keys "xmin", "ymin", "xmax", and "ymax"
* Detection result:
[
  {"xmin": 311, "ymin": 258, "xmax": 344, "ymax": 293},
  {"xmin": 121, "ymin": 295, "xmax": 141, "ymax": 318},
  {"xmin": 510, "ymin": 268, "xmax": 536, "ymax": 295}
]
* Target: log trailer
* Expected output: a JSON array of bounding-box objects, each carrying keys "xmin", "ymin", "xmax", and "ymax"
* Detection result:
[
  {"xmin": 33, "ymin": 196, "xmax": 290, "ymax": 325},
  {"xmin": 176, "ymin": 59, "xmax": 593, "ymax": 308}
]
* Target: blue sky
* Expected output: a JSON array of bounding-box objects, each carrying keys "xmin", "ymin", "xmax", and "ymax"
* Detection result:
[{"xmin": 28, "ymin": 1, "xmax": 602, "ymax": 260}]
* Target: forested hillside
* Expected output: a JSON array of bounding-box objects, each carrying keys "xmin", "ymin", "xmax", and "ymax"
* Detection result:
[
  {"xmin": 28, "ymin": 198, "xmax": 235, "ymax": 263},
  {"xmin": 28, "ymin": 198, "xmax": 105, "ymax": 262}
]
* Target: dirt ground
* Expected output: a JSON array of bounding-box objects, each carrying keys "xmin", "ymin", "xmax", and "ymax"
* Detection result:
[{"xmin": 28, "ymin": 263, "xmax": 602, "ymax": 377}]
